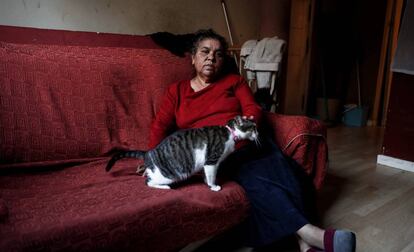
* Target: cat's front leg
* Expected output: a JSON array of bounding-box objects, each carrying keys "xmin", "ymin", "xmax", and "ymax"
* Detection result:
[{"xmin": 203, "ymin": 165, "xmax": 221, "ymax": 191}]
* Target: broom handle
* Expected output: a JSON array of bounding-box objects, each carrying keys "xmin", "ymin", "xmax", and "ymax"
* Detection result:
[
  {"xmin": 221, "ymin": 0, "xmax": 239, "ymax": 68},
  {"xmin": 356, "ymin": 59, "xmax": 362, "ymax": 107},
  {"xmin": 221, "ymin": 0, "xmax": 234, "ymax": 46}
]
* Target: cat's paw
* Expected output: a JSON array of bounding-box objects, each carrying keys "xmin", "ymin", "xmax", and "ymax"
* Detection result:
[
  {"xmin": 147, "ymin": 183, "xmax": 171, "ymax": 189},
  {"xmin": 209, "ymin": 185, "xmax": 221, "ymax": 191},
  {"xmin": 136, "ymin": 164, "xmax": 146, "ymax": 176}
]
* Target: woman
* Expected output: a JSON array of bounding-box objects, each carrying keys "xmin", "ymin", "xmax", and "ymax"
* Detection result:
[{"xmin": 149, "ymin": 29, "xmax": 356, "ymax": 252}]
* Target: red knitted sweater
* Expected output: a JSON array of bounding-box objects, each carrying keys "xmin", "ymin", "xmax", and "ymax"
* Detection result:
[{"xmin": 148, "ymin": 74, "xmax": 262, "ymax": 149}]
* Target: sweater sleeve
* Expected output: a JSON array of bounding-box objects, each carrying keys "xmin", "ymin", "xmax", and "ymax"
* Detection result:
[
  {"xmin": 234, "ymin": 76, "xmax": 263, "ymax": 125},
  {"xmin": 148, "ymin": 84, "xmax": 178, "ymax": 149}
]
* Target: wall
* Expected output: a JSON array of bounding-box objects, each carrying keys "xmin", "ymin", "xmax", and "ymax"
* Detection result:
[
  {"xmin": 381, "ymin": 73, "xmax": 414, "ymax": 163},
  {"xmin": 259, "ymin": 0, "xmax": 291, "ymax": 41},
  {"xmin": 0, "ymin": 0, "xmax": 296, "ymax": 111},
  {"xmin": 379, "ymin": 1, "xmax": 414, "ymax": 167},
  {"xmin": 0, "ymin": 0, "xmax": 260, "ymax": 45}
]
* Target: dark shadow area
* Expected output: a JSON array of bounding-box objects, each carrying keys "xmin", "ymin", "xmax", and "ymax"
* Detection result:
[{"xmin": 315, "ymin": 172, "xmax": 348, "ymax": 218}]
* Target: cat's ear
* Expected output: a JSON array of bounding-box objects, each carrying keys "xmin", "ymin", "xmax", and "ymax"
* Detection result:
[
  {"xmin": 235, "ymin": 115, "xmax": 243, "ymax": 125},
  {"xmin": 227, "ymin": 116, "xmax": 239, "ymax": 128}
]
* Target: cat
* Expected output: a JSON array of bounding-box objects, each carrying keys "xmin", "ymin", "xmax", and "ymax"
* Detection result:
[{"xmin": 106, "ymin": 115, "xmax": 258, "ymax": 191}]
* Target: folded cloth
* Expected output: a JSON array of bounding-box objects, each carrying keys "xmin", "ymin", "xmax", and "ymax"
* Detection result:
[
  {"xmin": 241, "ymin": 39, "xmax": 259, "ymax": 81},
  {"xmin": 243, "ymin": 36, "xmax": 286, "ymax": 90},
  {"xmin": 240, "ymin": 39, "xmax": 258, "ymax": 56},
  {"xmin": 244, "ymin": 36, "xmax": 286, "ymax": 72}
]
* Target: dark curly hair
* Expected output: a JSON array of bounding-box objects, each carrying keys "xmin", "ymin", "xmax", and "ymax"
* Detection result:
[{"xmin": 190, "ymin": 29, "xmax": 229, "ymax": 55}]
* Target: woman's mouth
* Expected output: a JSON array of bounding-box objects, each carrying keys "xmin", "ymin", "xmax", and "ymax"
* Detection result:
[{"xmin": 204, "ymin": 65, "xmax": 215, "ymax": 72}]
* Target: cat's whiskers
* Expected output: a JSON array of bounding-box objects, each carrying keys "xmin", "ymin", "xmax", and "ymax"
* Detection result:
[{"xmin": 254, "ymin": 138, "xmax": 261, "ymax": 148}]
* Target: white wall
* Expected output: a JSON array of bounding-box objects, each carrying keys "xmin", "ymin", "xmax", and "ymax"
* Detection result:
[{"xmin": 0, "ymin": 0, "xmax": 260, "ymax": 45}]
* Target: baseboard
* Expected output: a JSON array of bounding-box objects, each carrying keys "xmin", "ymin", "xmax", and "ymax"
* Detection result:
[{"xmin": 377, "ymin": 154, "xmax": 414, "ymax": 172}]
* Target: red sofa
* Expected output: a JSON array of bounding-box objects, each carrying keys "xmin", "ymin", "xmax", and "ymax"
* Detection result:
[{"xmin": 0, "ymin": 25, "xmax": 327, "ymax": 252}]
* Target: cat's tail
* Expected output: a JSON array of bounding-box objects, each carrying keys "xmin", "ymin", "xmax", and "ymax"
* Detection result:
[{"xmin": 105, "ymin": 150, "xmax": 146, "ymax": 172}]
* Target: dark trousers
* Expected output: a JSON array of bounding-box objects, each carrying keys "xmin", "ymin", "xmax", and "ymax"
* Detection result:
[{"xmin": 220, "ymin": 136, "xmax": 317, "ymax": 247}]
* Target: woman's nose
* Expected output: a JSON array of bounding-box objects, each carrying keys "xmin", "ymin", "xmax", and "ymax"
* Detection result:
[{"xmin": 206, "ymin": 52, "xmax": 216, "ymax": 61}]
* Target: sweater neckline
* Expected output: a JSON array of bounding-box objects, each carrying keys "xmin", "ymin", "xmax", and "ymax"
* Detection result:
[{"xmin": 187, "ymin": 79, "xmax": 215, "ymax": 94}]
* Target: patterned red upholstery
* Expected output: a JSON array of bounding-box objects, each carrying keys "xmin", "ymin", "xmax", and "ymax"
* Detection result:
[
  {"xmin": 264, "ymin": 112, "xmax": 327, "ymax": 188},
  {"xmin": 0, "ymin": 25, "xmax": 327, "ymax": 251},
  {"xmin": 0, "ymin": 42, "xmax": 192, "ymax": 165},
  {"xmin": 0, "ymin": 159, "xmax": 249, "ymax": 251}
]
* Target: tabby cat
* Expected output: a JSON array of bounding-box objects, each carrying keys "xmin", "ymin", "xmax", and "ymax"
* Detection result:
[{"xmin": 106, "ymin": 115, "xmax": 258, "ymax": 191}]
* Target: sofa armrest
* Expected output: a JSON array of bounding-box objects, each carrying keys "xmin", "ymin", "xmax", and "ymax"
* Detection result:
[{"xmin": 263, "ymin": 112, "xmax": 328, "ymax": 190}]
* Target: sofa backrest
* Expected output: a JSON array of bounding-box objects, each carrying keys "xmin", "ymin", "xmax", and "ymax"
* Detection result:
[{"xmin": 0, "ymin": 26, "xmax": 193, "ymax": 166}]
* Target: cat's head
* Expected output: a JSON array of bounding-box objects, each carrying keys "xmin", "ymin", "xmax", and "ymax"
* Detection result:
[{"xmin": 227, "ymin": 115, "xmax": 259, "ymax": 142}]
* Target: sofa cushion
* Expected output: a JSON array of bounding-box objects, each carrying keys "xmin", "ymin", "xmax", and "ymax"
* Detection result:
[
  {"xmin": 0, "ymin": 159, "xmax": 249, "ymax": 251},
  {"xmin": 0, "ymin": 42, "xmax": 193, "ymax": 166}
]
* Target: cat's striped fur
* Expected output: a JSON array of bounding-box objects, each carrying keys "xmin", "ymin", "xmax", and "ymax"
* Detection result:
[{"xmin": 106, "ymin": 115, "xmax": 258, "ymax": 191}]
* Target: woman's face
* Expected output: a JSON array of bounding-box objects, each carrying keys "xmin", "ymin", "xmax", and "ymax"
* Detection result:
[{"xmin": 192, "ymin": 38, "xmax": 225, "ymax": 82}]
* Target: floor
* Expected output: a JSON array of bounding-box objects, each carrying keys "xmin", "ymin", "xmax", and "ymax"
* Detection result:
[
  {"xmin": 318, "ymin": 125, "xmax": 414, "ymax": 252},
  {"xmin": 184, "ymin": 125, "xmax": 414, "ymax": 252}
]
